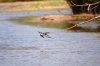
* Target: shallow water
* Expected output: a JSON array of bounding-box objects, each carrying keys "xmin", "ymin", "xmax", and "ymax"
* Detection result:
[
  {"xmin": 0, "ymin": 6, "xmax": 10, "ymax": 10},
  {"xmin": 0, "ymin": 9, "xmax": 72, "ymax": 20},
  {"xmin": 0, "ymin": 10, "xmax": 100, "ymax": 66}
]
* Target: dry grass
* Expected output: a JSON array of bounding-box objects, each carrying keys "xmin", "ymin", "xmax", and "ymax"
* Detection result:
[{"xmin": 0, "ymin": 1, "xmax": 69, "ymax": 12}]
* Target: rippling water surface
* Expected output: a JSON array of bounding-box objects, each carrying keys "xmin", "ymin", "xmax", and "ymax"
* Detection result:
[{"xmin": 0, "ymin": 10, "xmax": 100, "ymax": 66}]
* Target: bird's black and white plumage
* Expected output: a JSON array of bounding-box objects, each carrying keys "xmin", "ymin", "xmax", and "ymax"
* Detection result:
[{"xmin": 38, "ymin": 31, "xmax": 51, "ymax": 38}]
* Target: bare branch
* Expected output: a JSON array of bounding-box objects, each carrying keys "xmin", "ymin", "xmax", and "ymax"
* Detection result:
[
  {"xmin": 91, "ymin": 5, "xmax": 98, "ymax": 14},
  {"xmin": 70, "ymin": 1, "xmax": 100, "ymax": 7},
  {"xmin": 87, "ymin": 4, "xmax": 91, "ymax": 12},
  {"xmin": 66, "ymin": 16, "xmax": 100, "ymax": 30},
  {"xmin": 70, "ymin": 1, "xmax": 76, "ymax": 5},
  {"xmin": 90, "ymin": 1, "xmax": 100, "ymax": 6}
]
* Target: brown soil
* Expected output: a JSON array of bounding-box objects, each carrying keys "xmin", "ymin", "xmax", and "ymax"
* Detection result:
[
  {"xmin": 39, "ymin": 14, "xmax": 100, "ymax": 23},
  {"xmin": 40, "ymin": 15, "xmax": 73, "ymax": 23},
  {"xmin": 96, "ymin": 36, "xmax": 100, "ymax": 38}
]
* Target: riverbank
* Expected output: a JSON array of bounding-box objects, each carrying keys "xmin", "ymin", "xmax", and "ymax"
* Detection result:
[
  {"xmin": 10, "ymin": 14, "xmax": 100, "ymax": 32},
  {"xmin": 0, "ymin": 1, "xmax": 69, "ymax": 12},
  {"xmin": 10, "ymin": 14, "xmax": 100, "ymax": 23}
]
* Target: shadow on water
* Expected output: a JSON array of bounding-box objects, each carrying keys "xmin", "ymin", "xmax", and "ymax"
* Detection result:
[
  {"xmin": 67, "ymin": 21, "xmax": 100, "ymax": 32},
  {"xmin": 74, "ymin": 18, "xmax": 100, "ymax": 32}
]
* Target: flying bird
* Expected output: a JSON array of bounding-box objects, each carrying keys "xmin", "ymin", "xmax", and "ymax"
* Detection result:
[{"xmin": 38, "ymin": 31, "xmax": 51, "ymax": 38}]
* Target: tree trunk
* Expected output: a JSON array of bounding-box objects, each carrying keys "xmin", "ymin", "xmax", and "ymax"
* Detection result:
[{"xmin": 66, "ymin": 0, "xmax": 100, "ymax": 14}]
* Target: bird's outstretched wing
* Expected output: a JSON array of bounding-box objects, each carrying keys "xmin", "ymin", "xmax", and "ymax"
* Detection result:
[
  {"xmin": 40, "ymin": 34, "xmax": 44, "ymax": 38},
  {"xmin": 38, "ymin": 31, "xmax": 42, "ymax": 34},
  {"xmin": 38, "ymin": 31, "xmax": 51, "ymax": 38}
]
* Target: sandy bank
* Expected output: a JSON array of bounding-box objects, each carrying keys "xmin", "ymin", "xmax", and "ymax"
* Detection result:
[{"xmin": 39, "ymin": 14, "xmax": 100, "ymax": 23}]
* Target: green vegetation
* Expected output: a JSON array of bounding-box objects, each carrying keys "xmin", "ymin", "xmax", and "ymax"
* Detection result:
[
  {"xmin": 30, "ymin": 1, "xmax": 67, "ymax": 8},
  {"xmin": 0, "ymin": 0, "xmax": 64, "ymax": 2},
  {"xmin": 96, "ymin": 18, "xmax": 100, "ymax": 22},
  {"xmin": 9, "ymin": 16, "xmax": 100, "ymax": 32},
  {"xmin": 0, "ymin": 0, "xmax": 68, "ymax": 12},
  {"xmin": 0, "ymin": 0, "xmax": 40, "ymax": 2},
  {"xmin": 9, "ymin": 16, "xmax": 74, "ymax": 29}
]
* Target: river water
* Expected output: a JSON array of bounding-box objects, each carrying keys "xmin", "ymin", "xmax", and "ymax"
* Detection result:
[{"xmin": 0, "ymin": 10, "xmax": 100, "ymax": 66}]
